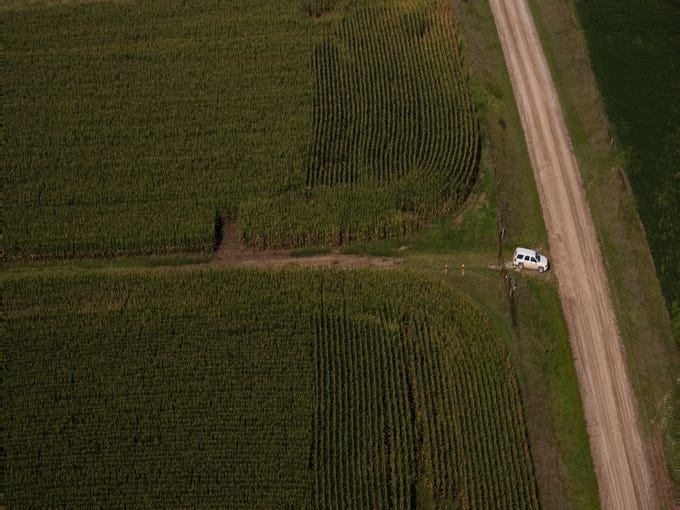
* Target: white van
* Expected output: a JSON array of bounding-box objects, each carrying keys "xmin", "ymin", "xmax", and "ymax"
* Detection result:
[{"xmin": 513, "ymin": 247, "xmax": 550, "ymax": 273}]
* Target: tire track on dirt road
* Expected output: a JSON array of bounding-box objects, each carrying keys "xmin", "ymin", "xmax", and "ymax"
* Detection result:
[{"xmin": 489, "ymin": 1, "xmax": 658, "ymax": 508}]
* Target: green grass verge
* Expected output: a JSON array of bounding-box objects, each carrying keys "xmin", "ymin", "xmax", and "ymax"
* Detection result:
[
  {"xmin": 1, "ymin": 253, "xmax": 210, "ymax": 275},
  {"xmin": 290, "ymin": 247, "xmax": 331, "ymax": 258},
  {"xmin": 454, "ymin": 2, "xmax": 601, "ymax": 508}
]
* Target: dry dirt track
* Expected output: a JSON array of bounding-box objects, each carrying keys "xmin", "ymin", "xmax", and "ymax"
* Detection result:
[
  {"xmin": 489, "ymin": 1, "xmax": 658, "ymax": 508},
  {"xmin": 211, "ymin": 222, "xmax": 400, "ymax": 269}
]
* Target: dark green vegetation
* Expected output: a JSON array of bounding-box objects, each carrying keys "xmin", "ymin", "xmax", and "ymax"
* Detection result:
[
  {"xmin": 521, "ymin": 0, "xmax": 678, "ymax": 499},
  {"xmin": 2, "ymin": 1, "xmax": 313, "ymax": 257},
  {"xmin": 574, "ymin": 0, "xmax": 679, "ymax": 327},
  {"xmin": 3, "ymin": 269, "xmax": 538, "ymax": 508},
  {"xmin": 2, "ymin": 0, "xmax": 601, "ymax": 508},
  {"xmin": 3, "ymin": 0, "xmax": 478, "ymax": 258}
]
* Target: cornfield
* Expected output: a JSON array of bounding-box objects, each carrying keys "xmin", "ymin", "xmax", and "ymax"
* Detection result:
[
  {"xmin": 3, "ymin": 0, "xmax": 478, "ymax": 258},
  {"xmin": 3, "ymin": 268, "xmax": 538, "ymax": 508}
]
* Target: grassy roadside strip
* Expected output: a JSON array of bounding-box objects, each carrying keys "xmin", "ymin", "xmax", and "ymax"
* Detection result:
[
  {"xmin": 453, "ymin": 1, "xmax": 600, "ymax": 508},
  {"xmin": 525, "ymin": 0, "xmax": 678, "ymax": 502},
  {"xmin": 342, "ymin": 2, "xmax": 603, "ymax": 507},
  {"xmin": 0, "ymin": 254, "xmax": 211, "ymax": 274}
]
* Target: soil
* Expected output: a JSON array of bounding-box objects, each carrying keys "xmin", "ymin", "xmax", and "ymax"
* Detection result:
[
  {"xmin": 210, "ymin": 221, "xmax": 400, "ymax": 270},
  {"xmin": 489, "ymin": 0, "xmax": 660, "ymax": 508}
]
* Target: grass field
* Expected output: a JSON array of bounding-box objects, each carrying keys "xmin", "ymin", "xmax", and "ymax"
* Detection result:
[
  {"xmin": 3, "ymin": 268, "xmax": 538, "ymax": 508},
  {"xmin": 521, "ymin": 0, "xmax": 679, "ymax": 500},
  {"xmin": 574, "ymin": 0, "xmax": 679, "ymax": 328},
  {"xmin": 3, "ymin": 0, "xmax": 478, "ymax": 258}
]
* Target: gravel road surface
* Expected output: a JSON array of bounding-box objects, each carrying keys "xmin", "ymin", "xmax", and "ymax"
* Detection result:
[{"xmin": 489, "ymin": 1, "xmax": 658, "ymax": 508}]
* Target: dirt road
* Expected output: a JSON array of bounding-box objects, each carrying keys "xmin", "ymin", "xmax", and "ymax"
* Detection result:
[
  {"xmin": 211, "ymin": 222, "xmax": 400, "ymax": 269},
  {"xmin": 489, "ymin": 1, "xmax": 658, "ymax": 508}
]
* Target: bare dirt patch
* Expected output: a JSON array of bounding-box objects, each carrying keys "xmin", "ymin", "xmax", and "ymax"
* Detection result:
[{"xmin": 211, "ymin": 221, "xmax": 400, "ymax": 270}]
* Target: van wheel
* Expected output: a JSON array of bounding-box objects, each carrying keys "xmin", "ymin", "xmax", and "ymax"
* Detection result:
[
  {"xmin": 538, "ymin": 267, "xmax": 544, "ymax": 273},
  {"xmin": 517, "ymin": 262, "xmax": 524, "ymax": 270}
]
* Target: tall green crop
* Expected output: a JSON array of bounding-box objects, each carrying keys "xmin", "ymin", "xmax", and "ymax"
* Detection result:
[
  {"xmin": 4, "ymin": 268, "xmax": 537, "ymax": 508},
  {"xmin": 3, "ymin": 0, "xmax": 478, "ymax": 259}
]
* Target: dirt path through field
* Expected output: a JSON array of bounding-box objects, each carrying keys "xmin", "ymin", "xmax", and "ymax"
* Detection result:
[
  {"xmin": 489, "ymin": 1, "xmax": 658, "ymax": 508},
  {"xmin": 210, "ymin": 222, "xmax": 400, "ymax": 269}
]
